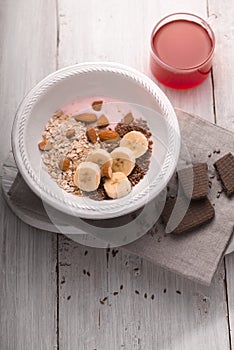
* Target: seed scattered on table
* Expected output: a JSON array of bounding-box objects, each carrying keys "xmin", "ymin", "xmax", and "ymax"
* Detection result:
[
  {"xmin": 112, "ymin": 249, "xmax": 119, "ymax": 257},
  {"xmin": 213, "ymin": 148, "xmax": 221, "ymax": 154},
  {"xmin": 99, "ymin": 297, "xmax": 108, "ymax": 305}
]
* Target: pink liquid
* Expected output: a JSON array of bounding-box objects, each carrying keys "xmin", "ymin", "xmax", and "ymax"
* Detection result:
[
  {"xmin": 62, "ymin": 96, "xmax": 117, "ymax": 115},
  {"xmin": 61, "ymin": 96, "xmax": 144, "ymax": 124},
  {"xmin": 150, "ymin": 19, "xmax": 214, "ymax": 89}
]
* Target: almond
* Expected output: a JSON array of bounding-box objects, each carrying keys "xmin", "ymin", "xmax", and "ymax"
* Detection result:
[
  {"xmin": 38, "ymin": 140, "xmax": 52, "ymax": 151},
  {"xmin": 74, "ymin": 113, "xmax": 97, "ymax": 123},
  {"xmin": 97, "ymin": 114, "xmax": 109, "ymax": 128},
  {"xmin": 59, "ymin": 158, "xmax": 71, "ymax": 171},
  {"xmin": 53, "ymin": 110, "xmax": 63, "ymax": 118},
  {"xmin": 101, "ymin": 162, "xmax": 112, "ymax": 178},
  {"xmin": 92, "ymin": 100, "xmax": 103, "ymax": 111},
  {"xmin": 66, "ymin": 129, "xmax": 75, "ymax": 139},
  {"xmin": 99, "ymin": 130, "xmax": 120, "ymax": 142},
  {"xmin": 123, "ymin": 112, "xmax": 134, "ymax": 124},
  {"xmin": 86, "ymin": 128, "xmax": 97, "ymax": 143}
]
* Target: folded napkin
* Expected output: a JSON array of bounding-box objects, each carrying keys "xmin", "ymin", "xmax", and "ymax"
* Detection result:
[
  {"xmin": 4, "ymin": 110, "xmax": 234, "ymax": 285},
  {"xmin": 126, "ymin": 109, "xmax": 234, "ymax": 285}
]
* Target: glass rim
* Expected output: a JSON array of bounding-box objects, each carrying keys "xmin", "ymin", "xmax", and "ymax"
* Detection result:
[{"xmin": 150, "ymin": 12, "xmax": 216, "ymax": 73}]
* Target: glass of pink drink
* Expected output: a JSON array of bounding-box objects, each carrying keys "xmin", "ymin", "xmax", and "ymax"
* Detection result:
[{"xmin": 150, "ymin": 13, "xmax": 215, "ymax": 89}]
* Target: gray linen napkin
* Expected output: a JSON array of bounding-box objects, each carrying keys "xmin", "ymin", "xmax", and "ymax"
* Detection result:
[
  {"xmin": 126, "ymin": 109, "xmax": 234, "ymax": 285},
  {"xmin": 5, "ymin": 110, "xmax": 234, "ymax": 285}
]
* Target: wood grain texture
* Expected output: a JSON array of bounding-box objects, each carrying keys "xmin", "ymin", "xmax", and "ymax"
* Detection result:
[
  {"xmin": 58, "ymin": 0, "xmax": 214, "ymax": 121},
  {"xmin": 59, "ymin": 237, "xmax": 230, "ymax": 350},
  {"xmin": 0, "ymin": 194, "xmax": 57, "ymax": 350},
  {"xmin": 0, "ymin": 0, "xmax": 57, "ymax": 175},
  {"xmin": 0, "ymin": 1, "xmax": 58, "ymax": 349},
  {"xmin": 208, "ymin": 0, "xmax": 234, "ymax": 348},
  {"xmin": 208, "ymin": 0, "xmax": 234, "ymax": 130},
  {"xmin": 0, "ymin": 0, "xmax": 232, "ymax": 349},
  {"xmin": 57, "ymin": 1, "xmax": 231, "ymax": 349},
  {"xmin": 225, "ymin": 254, "xmax": 234, "ymax": 350}
]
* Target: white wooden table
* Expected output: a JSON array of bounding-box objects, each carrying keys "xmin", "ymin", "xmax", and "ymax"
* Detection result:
[{"xmin": 1, "ymin": 1, "xmax": 234, "ymax": 349}]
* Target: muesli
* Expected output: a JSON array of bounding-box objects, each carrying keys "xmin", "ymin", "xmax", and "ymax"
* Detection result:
[{"xmin": 38, "ymin": 98, "xmax": 153, "ymax": 200}]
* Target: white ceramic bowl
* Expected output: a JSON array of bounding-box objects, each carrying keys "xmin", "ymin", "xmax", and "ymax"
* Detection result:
[{"xmin": 12, "ymin": 62, "xmax": 180, "ymax": 219}]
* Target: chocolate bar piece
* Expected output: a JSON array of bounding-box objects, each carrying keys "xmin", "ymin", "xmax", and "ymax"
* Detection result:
[
  {"xmin": 161, "ymin": 197, "xmax": 215, "ymax": 234},
  {"xmin": 214, "ymin": 153, "xmax": 234, "ymax": 197},
  {"xmin": 178, "ymin": 163, "xmax": 208, "ymax": 200}
]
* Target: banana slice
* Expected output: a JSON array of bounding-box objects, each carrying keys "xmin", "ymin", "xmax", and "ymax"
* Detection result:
[
  {"xmin": 111, "ymin": 147, "xmax": 135, "ymax": 176},
  {"xmin": 104, "ymin": 172, "xmax": 132, "ymax": 199},
  {"xmin": 86, "ymin": 149, "xmax": 113, "ymax": 168},
  {"xmin": 120, "ymin": 131, "xmax": 148, "ymax": 158},
  {"xmin": 101, "ymin": 162, "xmax": 112, "ymax": 178},
  {"xmin": 74, "ymin": 162, "xmax": 101, "ymax": 192}
]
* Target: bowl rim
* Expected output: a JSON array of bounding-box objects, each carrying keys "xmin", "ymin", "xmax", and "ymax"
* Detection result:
[{"xmin": 12, "ymin": 62, "xmax": 181, "ymax": 219}]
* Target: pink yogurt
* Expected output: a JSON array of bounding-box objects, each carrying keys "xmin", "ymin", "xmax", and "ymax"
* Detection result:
[{"xmin": 61, "ymin": 96, "xmax": 144, "ymax": 126}]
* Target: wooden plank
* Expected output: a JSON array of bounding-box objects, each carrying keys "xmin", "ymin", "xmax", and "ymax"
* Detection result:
[
  {"xmin": 208, "ymin": 0, "xmax": 234, "ymax": 348},
  {"xmin": 58, "ymin": 1, "xmax": 230, "ymax": 349},
  {"xmin": 0, "ymin": 194, "xmax": 58, "ymax": 350},
  {"xmin": 0, "ymin": 0, "xmax": 57, "ymax": 175},
  {"xmin": 207, "ymin": 0, "xmax": 234, "ymax": 130},
  {"xmin": 0, "ymin": 1, "xmax": 58, "ymax": 349},
  {"xmin": 59, "ymin": 238, "xmax": 230, "ymax": 350},
  {"xmin": 58, "ymin": 0, "xmax": 214, "ymax": 121},
  {"xmin": 225, "ymin": 254, "xmax": 234, "ymax": 350}
]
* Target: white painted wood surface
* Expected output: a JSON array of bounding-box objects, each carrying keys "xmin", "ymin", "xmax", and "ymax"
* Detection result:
[
  {"xmin": 57, "ymin": 1, "xmax": 232, "ymax": 349},
  {"xmin": 208, "ymin": 1, "xmax": 234, "ymax": 348},
  {"xmin": 59, "ymin": 238, "xmax": 230, "ymax": 350},
  {"xmin": 0, "ymin": 1, "xmax": 57, "ymax": 349},
  {"xmin": 1, "ymin": 0, "xmax": 234, "ymax": 349}
]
